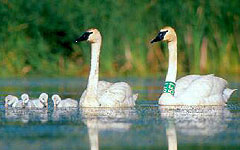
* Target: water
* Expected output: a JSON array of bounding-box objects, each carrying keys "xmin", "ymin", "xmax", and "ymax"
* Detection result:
[{"xmin": 0, "ymin": 78, "xmax": 239, "ymax": 150}]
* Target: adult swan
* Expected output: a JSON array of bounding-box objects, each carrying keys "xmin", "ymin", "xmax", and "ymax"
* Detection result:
[
  {"xmin": 76, "ymin": 28, "xmax": 138, "ymax": 107},
  {"xmin": 151, "ymin": 26, "xmax": 236, "ymax": 105}
]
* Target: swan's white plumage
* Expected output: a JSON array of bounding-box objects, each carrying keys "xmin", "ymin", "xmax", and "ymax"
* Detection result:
[
  {"xmin": 173, "ymin": 74, "xmax": 234, "ymax": 105},
  {"xmin": 5, "ymin": 95, "xmax": 24, "ymax": 108},
  {"xmin": 52, "ymin": 94, "xmax": 78, "ymax": 108},
  {"xmin": 77, "ymin": 29, "xmax": 138, "ymax": 107},
  {"xmin": 151, "ymin": 26, "xmax": 236, "ymax": 105},
  {"xmin": 23, "ymin": 93, "xmax": 48, "ymax": 108},
  {"xmin": 27, "ymin": 99, "xmax": 45, "ymax": 108},
  {"xmin": 80, "ymin": 81, "xmax": 137, "ymax": 107}
]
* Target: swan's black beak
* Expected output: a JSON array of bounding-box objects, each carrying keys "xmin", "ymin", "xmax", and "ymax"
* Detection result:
[
  {"xmin": 75, "ymin": 32, "xmax": 93, "ymax": 43},
  {"xmin": 150, "ymin": 31, "xmax": 168, "ymax": 44},
  {"xmin": 150, "ymin": 35, "xmax": 161, "ymax": 43}
]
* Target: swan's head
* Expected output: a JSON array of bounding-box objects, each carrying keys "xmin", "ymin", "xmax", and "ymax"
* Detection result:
[
  {"xmin": 39, "ymin": 93, "xmax": 48, "ymax": 107},
  {"xmin": 51, "ymin": 94, "xmax": 61, "ymax": 107},
  {"xmin": 75, "ymin": 28, "xmax": 102, "ymax": 43},
  {"xmin": 151, "ymin": 26, "xmax": 177, "ymax": 43},
  {"xmin": 5, "ymin": 95, "xmax": 18, "ymax": 107},
  {"xmin": 21, "ymin": 93, "xmax": 29, "ymax": 104}
]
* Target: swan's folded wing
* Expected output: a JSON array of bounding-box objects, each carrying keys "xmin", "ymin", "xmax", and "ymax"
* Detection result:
[
  {"xmin": 13, "ymin": 100, "xmax": 24, "ymax": 108},
  {"xmin": 97, "ymin": 81, "xmax": 113, "ymax": 97},
  {"xmin": 62, "ymin": 99, "xmax": 78, "ymax": 107},
  {"xmin": 98, "ymin": 82, "xmax": 133, "ymax": 107},
  {"xmin": 27, "ymin": 99, "xmax": 44, "ymax": 108},
  {"xmin": 175, "ymin": 75, "xmax": 201, "ymax": 97},
  {"xmin": 211, "ymin": 76, "xmax": 228, "ymax": 95},
  {"xmin": 176, "ymin": 75, "xmax": 213, "ymax": 104}
]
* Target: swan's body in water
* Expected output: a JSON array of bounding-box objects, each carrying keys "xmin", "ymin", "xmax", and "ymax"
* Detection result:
[
  {"xmin": 52, "ymin": 94, "xmax": 78, "ymax": 108},
  {"xmin": 151, "ymin": 26, "xmax": 236, "ymax": 105},
  {"xmin": 75, "ymin": 28, "xmax": 138, "ymax": 107},
  {"xmin": 5, "ymin": 95, "xmax": 24, "ymax": 108},
  {"xmin": 22, "ymin": 93, "xmax": 48, "ymax": 108}
]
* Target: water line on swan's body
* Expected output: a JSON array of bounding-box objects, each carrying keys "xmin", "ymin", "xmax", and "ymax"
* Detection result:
[{"xmin": 86, "ymin": 42, "xmax": 101, "ymax": 98}]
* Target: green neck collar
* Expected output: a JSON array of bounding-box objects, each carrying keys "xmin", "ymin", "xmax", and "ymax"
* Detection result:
[{"xmin": 163, "ymin": 81, "xmax": 176, "ymax": 96}]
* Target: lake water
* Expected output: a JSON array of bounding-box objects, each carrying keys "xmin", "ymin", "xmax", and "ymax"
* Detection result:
[{"xmin": 0, "ymin": 78, "xmax": 239, "ymax": 150}]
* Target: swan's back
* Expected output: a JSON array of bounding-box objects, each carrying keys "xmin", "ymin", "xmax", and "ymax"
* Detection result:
[
  {"xmin": 27, "ymin": 99, "xmax": 44, "ymax": 108},
  {"xmin": 12, "ymin": 100, "xmax": 24, "ymax": 108},
  {"xmin": 175, "ymin": 75, "xmax": 201, "ymax": 97},
  {"xmin": 175, "ymin": 74, "xmax": 235, "ymax": 105},
  {"xmin": 97, "ymin": 81, "xmax": 113, "ymax": 97},
  {"xmin": 98, "ymin": 82, "xmax": 137, "ymax": 107},
  {"xmin": 80, "ymin": 81, "xmax": 137, "ymax": 107},
  {"xmin": 58, "ymin": 98, "xmax": 78, "ymax": 107}
]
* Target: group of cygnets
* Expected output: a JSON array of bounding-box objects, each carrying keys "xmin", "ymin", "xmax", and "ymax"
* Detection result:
[{"xmin": 5, "ymin": 93, "xmax": 78, "ymax": 108}]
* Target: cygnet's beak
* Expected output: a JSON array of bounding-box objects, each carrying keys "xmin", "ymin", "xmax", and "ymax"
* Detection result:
[
  {"xmin": 5, "ymin": 103, "xmax": 8, "ymax": 108},
  {"xmin": 45, "ymin": 102, "xmax": 48, "ymax": 108},
  {"xmin": 75, "ymin": 32, "xmax": 93, "ymax": 43}
]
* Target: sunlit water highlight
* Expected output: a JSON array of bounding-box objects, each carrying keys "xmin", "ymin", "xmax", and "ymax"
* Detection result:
[{"xmin": 0, "ymin": 78, "xmax": 239, "ymax": 150}]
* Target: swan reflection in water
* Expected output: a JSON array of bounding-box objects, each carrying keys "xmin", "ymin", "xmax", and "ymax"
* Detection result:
[
  {"xmin": 5, "ymin": 108, "xmax": 48, "ymax": 123},
  {"xmin": 5, "ymin": 108, "xmax": 29, "ymax": 123},
  {"xmin": 159, "ymin": 106, "xmax": 231, "ymax": 150},
  {"xmin": 80, "ymin": 108, "xmax": 138, "ymax": 150}
]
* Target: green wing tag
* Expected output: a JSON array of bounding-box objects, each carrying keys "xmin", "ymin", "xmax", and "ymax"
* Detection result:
[{"xmin": 163, "ymin": 81, "xmax": 176, "ymax": 96}]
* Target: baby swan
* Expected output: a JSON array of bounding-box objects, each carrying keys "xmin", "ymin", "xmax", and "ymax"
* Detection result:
[
  {"xmin": 151, "ymin": 26, "xmax": 236, "ymax": 105},
  {"xmin": 5, "ymin": 95, "xmax": 24, "ymax": 108},
  {"xmin": 22, "ymin": 93, "xmax": 48, "ymax": 108},
  {"xmin": 51, "ymin": 94, "xmax": 78, "ymax": 108},
  {"xmin": 75, "ymin": 28, "xmax": 138, "ymax": 107}
]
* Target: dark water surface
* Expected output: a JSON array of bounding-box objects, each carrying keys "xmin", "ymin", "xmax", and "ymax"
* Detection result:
[{"xmin": 0, "ymin": 78, "xmax": 239, "ymax": 150}]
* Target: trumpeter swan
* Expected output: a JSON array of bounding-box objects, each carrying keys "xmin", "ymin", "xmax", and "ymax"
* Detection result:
[
  {"xmin": 22, "ymin": 93, "xmax": 48, "ymax": 108},
  {"xmin": 5, "ymin": 95, "xmax": 24, "ymax": 108},
  {"xmin": 75, "ymin": 28, "xmax": 138, "ymax": 107},
  {"xmin": 51, "ymin": 94, "xmax": 78, "ymax": 108},
  {"xmin": 151, "ymin": 26, "xmax": 236, "ymax": 105}
]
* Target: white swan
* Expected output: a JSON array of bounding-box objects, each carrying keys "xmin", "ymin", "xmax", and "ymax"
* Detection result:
[
  {"xmin": 151, "ymin": 26, "xmax": 237, "ymax": 105},
  {"xmin": 4, "ymin": 95, "xmax": 24, "ymax": 108},
  {"xmin": 51, "ymin": 94, "xmax": 78, "ymax": 108},
  {"xmin": 22, "ymin": 93, "xmax": 48, "ymax": 108},
  {"xmin": 75, "ymin": 28, "xmax": 138, "ymax": 107}
]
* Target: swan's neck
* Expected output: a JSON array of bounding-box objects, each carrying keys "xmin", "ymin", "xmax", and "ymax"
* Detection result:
[
  {"xmin": 162, "ymin": 40, "xmax": 177, "ymax": 96},
  {"xmin": 165, "ymin": 40, "xmax": 177, "ymax": 82},
  {"xmin": 86, "ymin": 42, "xmax": 101, "ymax": 97}
]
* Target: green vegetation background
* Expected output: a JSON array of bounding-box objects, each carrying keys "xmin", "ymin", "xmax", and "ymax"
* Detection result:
[{"xmin": 1, "ymin": 0, "xmax": 239, "ymax": 77}]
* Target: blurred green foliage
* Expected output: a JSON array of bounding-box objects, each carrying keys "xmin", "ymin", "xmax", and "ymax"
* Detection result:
[{"xmin": 0, "ymin": 0, "xmax": 239, "ymax": 77}]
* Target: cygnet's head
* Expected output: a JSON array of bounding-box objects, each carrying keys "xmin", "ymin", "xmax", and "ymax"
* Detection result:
[
  {"xmin": 151, "ymin": 26, "xmax": 177, "ymax": 43},
  {"xmin": 51, "ymin": 94, "xmax": 61, "ymax": 107},
  {"xmin": 5, "ymin": 95, "xmax": 18, "ymax": 107},
  {"xmin": 75, "ymin": 28, "xmax": 102, "ymax": 43},
  {"xmin": 21, "ymin": 93, "xmax": 29, "ymax": 104},
  {"xmin": 39, "ymin": 93, "xmax": 48, "ymax": 107}
]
